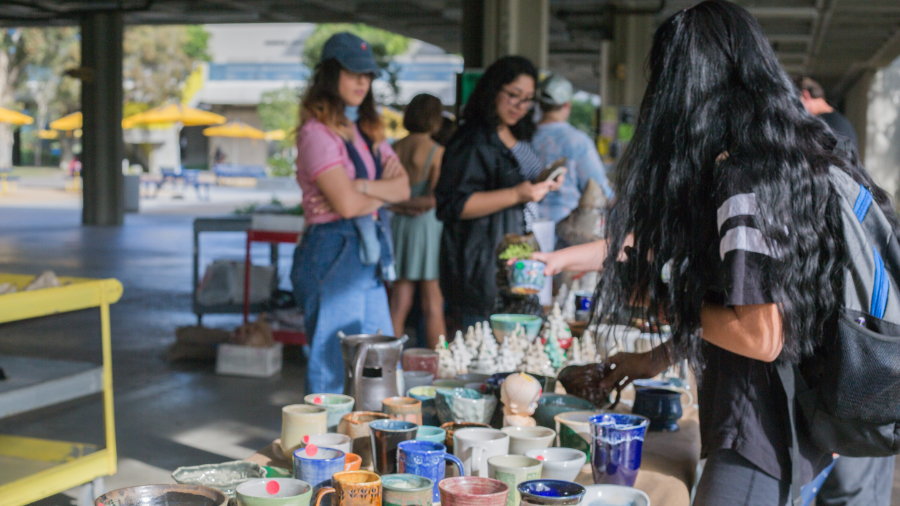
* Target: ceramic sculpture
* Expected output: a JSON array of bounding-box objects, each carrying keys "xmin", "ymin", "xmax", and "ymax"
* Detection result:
[
  {"xmin": 500, "ymin": 372, "xmax": 543, "ymax": 426},
  {"xmin": 520, "ymin": 337, "xmax": 554, "ymax": 377},
  {"xmin": 437, "ymin": 334, "xmax": 457, "ymax": 379},
  {"xmin": 465, "ymin": 325, "xmax": 481, "ymax": 358},
  {"xmin": 449, "ymin": 331, "xmax": 472, "ymax": 375},
  {"xmin": 566, "ymin": 337, "xmax": 585, "ymax": 366},
  {"xmin": 581, "ymin": 330, "xmax": 599, "ymax": 363},
  {"xmin": 544, "ymin": 328, "xmax": 566, "ymax": 371},
  {"xmin": 470, "ymin": 333, "xmax": 499, "ymax": 374},
  {"xmin": 496, "ymin": 337, "xmax": 519, "ymax": 372}
]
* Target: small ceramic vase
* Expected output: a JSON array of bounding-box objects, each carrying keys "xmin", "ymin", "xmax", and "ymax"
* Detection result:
[{"xmin": 500, "ymin": 373, "xmax": 542, "ymax": 427}]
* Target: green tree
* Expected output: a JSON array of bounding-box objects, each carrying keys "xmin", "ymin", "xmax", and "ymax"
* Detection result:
[
  {"xmin": 123, "ymin": 25, "xmax": 204, "ymax": 108},
  {"xmin": 258, "ymin": 86, "xmax": 300, "ymax": 144},
  {"xmin": 0, "ymin": 30, "xmax": 32, "ymax": 168},
  {"xmin": 302, "ymin": 24, "xmax": 410, "ymax": 103},
  {"xmin": 569, "ymin": 99, "xmax": 597, "ymax": 138},
  {"xmin": 184, "ymin": 26, "xmax": 212, "ymax": 62}
]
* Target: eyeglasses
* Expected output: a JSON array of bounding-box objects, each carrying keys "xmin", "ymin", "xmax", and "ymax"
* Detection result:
[{"xmin": 501, "ymin": 87, "xmax": 535, "ymax": 108}]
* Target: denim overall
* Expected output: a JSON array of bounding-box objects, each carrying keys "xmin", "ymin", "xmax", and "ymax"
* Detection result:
[{"xmin": 291, "ymin": 129, "xmax": 394, "ymax": 394}]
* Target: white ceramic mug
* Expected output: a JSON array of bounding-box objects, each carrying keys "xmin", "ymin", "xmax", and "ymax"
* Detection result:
[
  {"xmin": 301, "ymin": 433, "xmax": 352, "ymax": 455},
  {"xmin": 501, "ymin": 426, "xmax": 556, "ymax": 455},
  {"xmin": 453, "ymin": 428, "xmax": 510, "ymax": 477}
]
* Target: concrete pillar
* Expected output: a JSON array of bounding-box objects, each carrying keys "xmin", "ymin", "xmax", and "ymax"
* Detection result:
[
  {"xmin": 608, "ymin": 13, "xmax": 655, "ymax": 108},
  {"xmin": 843, "ymin": 70, "xmax": 874, "ymax": 161},
  {"xmin": 463, "ymin": 0, "xmax": 549, "ymax": 70},
  {"xmin": 80, "ymin": 12, "xmax": 124, "ymax": 226}
]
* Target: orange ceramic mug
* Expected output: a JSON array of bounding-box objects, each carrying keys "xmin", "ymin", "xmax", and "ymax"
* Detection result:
[
  {"xmin": 314, "ymin": 471, "xmax": 381, "ymax": 506},
  {"xmin": 344, "ymin": 453, "xmax": 362, "ymax": 471}
]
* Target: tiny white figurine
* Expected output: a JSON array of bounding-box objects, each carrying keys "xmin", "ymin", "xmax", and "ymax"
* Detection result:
[
  {"xmin": 449, "ymin": 330, "xmax": 472, "ymax": 374},
  {"xmin": 465, "ymin": 324, "xmax": 482, "ymax": 357},
  {"xmin": 496, "ymin": 337, "xmax": 519, "ymax": 372},
  {"xmin": 519, "ymin": 337, "xmax": 554, "ymax": 377},
  {"xmin": 501, "ymin": 372, "xmax": 543, "ymax": 426},
  {"xmin": 566, "ymin": 336, "xmax": 585, "ymax": 366},
  {"xmin": 470, "ymin": 334, "xmax": 499, "ymax": 374},
  {"xmin": 581, "ymin": 329, "xmax": 600, "ymax": 363},
  {"xmin": 437, "ymin": 334, "xmax": 457, "ymax": 379}
]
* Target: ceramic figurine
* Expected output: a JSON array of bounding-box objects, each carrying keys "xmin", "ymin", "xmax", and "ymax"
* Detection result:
[
  {"xmin": 500, "ymin": 372, "xmax": 542, "ymax": 426},
  {"xmin": 506, "ymin": 324, "xmax": 525, "ymax": 363},
  {"xmin": 581, "ymin": 330, "xmax": 600, "ymax": 363},
  {"xmin": 481, "ymin": 322, "xmax": 499, "ymax": 356},
  {"xmin": 496, "ymin": 336, "xmax": 519, "ymax": 372},
  {"xmin": 437, "ymin": 334, "xmax": 457, "ymax": 379},
  {"xmin": 566, "ymin": 337, "xmax": 585, "ymax": 366},
  {"xmin": 519, "ymin": 338, "xmax": 554, "ymax": 377},
  {"xmin": 470, "ymin": 337, "xmax": 498, "ymax": 375},
  {"xmin": 544, "ymin": 327, "xmax": 566, "ymax": 372},
  {"xmin": 464, "ymin": 325, "xmax": 480, "ymax": 357},
  {"xmin": 449, "ymin": 331, "xmax": 472, "ymax": 375}
]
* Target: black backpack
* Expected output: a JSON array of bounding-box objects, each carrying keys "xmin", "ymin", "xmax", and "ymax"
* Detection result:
[{"xmin": 778, "ymin": 166, "xmax": 900, "ymax": 505}]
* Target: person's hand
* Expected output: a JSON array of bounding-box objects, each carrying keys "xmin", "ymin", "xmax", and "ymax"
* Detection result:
[
  {"xmin": 306, "ymin": 195, "xmax": 334, "ymax": 216},
  {"xmin": 515, "ymin": 180, "xmax": 554, "ymax": 203},
  {"xmin": 382, "ymin": 155, "xmax": 405, "ymax": 179},
  {"xmin": 598, "ymin": 350, "xmax": 670, "ymax": 393},
  {"xmin": 507, "ymin": 251, "xmax": 565, "ymax": 276},
  {"xmin": 547, "ymin": 168, "xmax": 568, "ymax": 192}
]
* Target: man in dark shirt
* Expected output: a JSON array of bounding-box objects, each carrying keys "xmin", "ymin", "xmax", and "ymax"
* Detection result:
[{"xmin": 796, "ymin": 76, "xmax": 894, "ymax": 506}]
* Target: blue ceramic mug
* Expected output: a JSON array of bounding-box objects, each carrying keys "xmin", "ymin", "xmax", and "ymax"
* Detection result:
[
  {"xmin": 292, "ymin": 446, "xmax": 346, "ymax": 497},
  {"xmin": 508, "ymin": 259, "xmax": 547, "ymax": 294},
  {"xmin": 397, "ymin": 440, "xmax": 465, "ymax": 503},
  {"xmin": 588, "ymin": 413, "xmax": 649, "ymax": 487}
]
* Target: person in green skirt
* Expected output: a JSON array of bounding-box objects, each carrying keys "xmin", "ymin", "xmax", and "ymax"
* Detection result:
[{"xmin": 389, "ymin": 94, "xmax": 447, "ymax": 347}]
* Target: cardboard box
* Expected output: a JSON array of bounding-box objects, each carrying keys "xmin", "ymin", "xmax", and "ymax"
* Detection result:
[{"xmin": 216, "ymin": 342, "xmax": 282, "ymax": 378}]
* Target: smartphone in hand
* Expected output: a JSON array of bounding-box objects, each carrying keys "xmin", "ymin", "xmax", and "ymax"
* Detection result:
[{"xmin": 535, "ymin": 157, "xmax": 567, "ymax": 183}]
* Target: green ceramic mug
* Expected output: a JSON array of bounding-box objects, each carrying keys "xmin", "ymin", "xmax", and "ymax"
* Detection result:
[
  {"xmin": 381, "ymin": 474, "xmax": 433, "ymax": 506},
  {"xmin": 415, "ymin": 426, "xmax": 446, "ymax": 444},
  {"xmin": 237, "ymin": 478, "xmax": 313, "ymax": 506}
]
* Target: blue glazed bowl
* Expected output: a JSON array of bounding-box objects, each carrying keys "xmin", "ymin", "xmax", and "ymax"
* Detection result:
[
  {"xmin": 533, "ymin": 394, "xmax": 596, "ymax": 429},
  {"xmin": 517, "ymin": 479, "xmax": 586, "ymax": 506},
  {"xmin": 632, "ymin": 387, "xmax": 682, "ymax": 432},
  {"xmin": 434, "ymin": 387, "xmax": 498, "ymax": 425},
  {"xmin": 490, "ymin": 314, "xmax": 544, "ymax": 341},
  {"xmin": 508, "ymin": 260, "xmax": 547, "ymax": 295}
]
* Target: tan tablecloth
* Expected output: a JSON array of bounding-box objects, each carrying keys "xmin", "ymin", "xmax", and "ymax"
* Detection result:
[{"xmin": 246, "ymin": 403, "xmax": 699, "ymax": 506}]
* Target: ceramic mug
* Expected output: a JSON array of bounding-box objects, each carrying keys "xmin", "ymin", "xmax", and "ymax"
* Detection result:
[
  {"xmin": 500, "ymin": 426, "xmax": 556, "ymax": 455},
  {"xmin": 305, "ymin": 394, "xmax": 356, "ymax": 432},
  {"xmin": 368, "ymin": 419, "xmax": 418, "ymax": 475},
  {"xmin": 554, "ymin": 411, "xmax": 600, "ymax": 457},
  {"xmin": 441, "ymin": 422, "xmax": 491, "ymax": 453},
  {"xmin": 578, "ymin": 485, "xmax": 650, "ymax": 506},
  {"xmin": 301, "ymin": 433, "xmax": 352, "ymax": 455},
  {"xmin": 292, "ymin": 446, "xmax": 345, "ymax": 496},
  {"xmin": 452, "ymin": 428, "xmax": 510, "ymax": 478},
  {"xmin": 632, "ymin": 388, "xmax": 683, "ymax": 432},
  {"xmin": 382, "ymin": 397, "xmax": 423, "ymax": 425},
  {"xmin": 236, "ymin": 478, "xmax": 312, "ymax": 506},
  {"xmin": 415, "ymin": 426, "xmax": 446, "ymax": 444},
  {"xmin": 402, "ymin": 348, "xmax": 439, "ymax": 377},
  {"xmin": 517, "ymin": 480, "xmax": 585, "ymax": 506},
  {"xmin": 381, "ymin": 474, "xmax": 433, "ymax": 506},
  {"xmin": 344, "ymin": 453, "xmax": 362, "ymax": 472},
  {"xmin": 397, "ymin": 440, "xmax": 465, "ymax": 503},
  {"xmin": 508, "ymin": 259, "xmax": 546, "ymax": 294},
  {"xmin": 408, "ymin": 386, "xmax": 439, "ymax": 426},
  {"xmin": 314, "ymin": 471, "xmax": 381, "ymax": 506},
  {"xmin": 403, "ymin": 371, "xmax": 435, "ymax": 392},
  {"xmin": 338, "ymin": 412, "xmax": 391, "ymax": 470},
  {"xmin": 282, "ymin": 405, "xmax": 328, "ymax": 455},
  {"xmin": 487, "ymin": 455, "xmax": 542, "ymax": 506},
  {"xmin": 438, "ymin": 477, "xmax": 509, "ymax": 506},
  {"xmin": 524, "ymin": 448, "xmax": 586, "ymax": 482},
  {"xmin": 434, "ymin": 388, "xmax": 498, "ymax": 425},
  {"xmin": 589, "ymin": 413, "xmax": 649, "ymax": 487}
]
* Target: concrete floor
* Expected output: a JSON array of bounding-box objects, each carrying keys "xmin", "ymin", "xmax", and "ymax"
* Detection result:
[{"xmin": 0, "ymin": 206, "xmax": 307, "ymax": 505}]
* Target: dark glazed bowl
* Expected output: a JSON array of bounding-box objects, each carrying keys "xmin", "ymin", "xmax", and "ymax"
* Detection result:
[{"xmin": 632, "ymin": 387, "xmax": 683, "ymax": 432}]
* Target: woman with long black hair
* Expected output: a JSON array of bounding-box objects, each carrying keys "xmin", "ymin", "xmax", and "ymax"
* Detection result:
[
  {"xmin": 435, "ymin": 56, "xmax": 563, "ymax": 330},
  {"xmin": 526, "ymin": 1, "xmax": 899, "ymax": 503}
]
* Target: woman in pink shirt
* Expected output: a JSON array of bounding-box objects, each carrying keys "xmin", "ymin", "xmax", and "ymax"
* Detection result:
[{"xmin": 290, "ymin": 32, "xmax": 409, "ymax": 394}]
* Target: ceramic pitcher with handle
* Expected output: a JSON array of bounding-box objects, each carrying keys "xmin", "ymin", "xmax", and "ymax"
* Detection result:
[{"xmin": 339, "ymin": 333, "xmax": 408, "ymax": 411}]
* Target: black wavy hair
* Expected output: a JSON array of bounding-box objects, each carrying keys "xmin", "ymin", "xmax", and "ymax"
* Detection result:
[
  {"xmin": 460, "ymin": 55, "xmax": 538, "ymax": 141},
  {"xmin": 595, "ymin": 0, "xmax": 897, "ymax": 367}
]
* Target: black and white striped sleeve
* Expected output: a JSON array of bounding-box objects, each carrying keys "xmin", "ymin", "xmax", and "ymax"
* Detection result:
[{"xmin": 715, "ymin": 192, "xmax": 777, "ymax": 306}]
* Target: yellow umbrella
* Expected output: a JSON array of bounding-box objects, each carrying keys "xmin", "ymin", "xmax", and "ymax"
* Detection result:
[
  {"xmin": 49, "ymin": 112, "xmax": 82, "ymax": 131},
  {"xmin": 123, "ymin": 104, "xmax": 225, "ymax": 129},
  {"xmin": 380, "ymin": 106, "xmax": 407, "ymax": 141},
  {"xmin": 264, "ymin": 129, "xmax": 286, "ymax": 141},
  {"xmin": 0, "ymin": 107, "xmax": 34, "ymax": 126},
  {"xmin": 36, "ymin": 129, "xmax": 58, "ymax": 139},
  {"xmin": 202, "ymin": 121, "xmax": 266, "ymax": 139}
]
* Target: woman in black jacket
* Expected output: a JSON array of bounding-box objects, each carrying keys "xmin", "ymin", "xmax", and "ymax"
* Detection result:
[{"xmin": 435, "ymin": 56, "xmax": 562, "ymax": 330}]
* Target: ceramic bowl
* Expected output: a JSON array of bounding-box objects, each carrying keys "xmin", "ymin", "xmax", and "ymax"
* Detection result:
[
  {"xmin": 508, "ymin": 260, "xmax": 547, "ymax": 295},
  {"xmin": 517, "ymin": 480, "xmax": 585, "ymax": 506},
  {"xmin": 435, "ymin": 387, "xmax": 498, "ymax": 425},
  {"xmin": 172, "ymin": 461, "xmax": 266, "ymax": 498},
  {"xmin": 343, "ymin": 453, "xmax": 362, "ymax": 471},
  {"xmin": 534, "ymin": 394, "xmax": 596, "ymax": 429},
  {"xmin": 524, "ymin": 448, "xmax": 587, "ymax": 482},
  {"xmin": 236, "ymin": 478, "xmax": 313, "ymax": 506},
  {"xmin": 490, "ymin": 314, "xmax": 543, "ymax": 341},
  {"xmin": 300, "ymin": 433, "xmax": 352, "ymax": 454},
  {"xmin": 578, "ymin": 485, "xmax": 649, "ymax": 506},
  {"xmin": 404, "ymin": 370, "xmax": 435, "ymax": 391},
  {"xmin": 409, "ymin": 385, "xmax": 439, "ymax": 426},
  {"xmin": 632, "ymin": 387, "xmax": 683, "ymax": 432},
  {"xmin": 304, "ymin": 393, "xmax": 355, "ymax": 430},
  {"xmin": 96, "ymin": 485, "xmax": 227, "ymax": 506},
  {"xmin": 433, "ymin": 379, "xmax": 468, "ymax": 389},
  {"xmin": 501, "ymin": 426, "xmax": 556, "ymax": 455},
  {"xmin": 416, "ymin": 425, "xmax": 447, "ymax": 444},
  {"xmin": 457, "ymin": 373, "xmax": 492, "ymax": 383}
]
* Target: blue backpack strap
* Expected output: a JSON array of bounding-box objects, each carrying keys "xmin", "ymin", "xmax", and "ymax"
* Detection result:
[
  {"xmin": 855, "ymin": 183, "xmax": 890, "ymax": 319},
  {"xmin": 854, "ymin": 183, "xmax": 873, "ymax": 222}
]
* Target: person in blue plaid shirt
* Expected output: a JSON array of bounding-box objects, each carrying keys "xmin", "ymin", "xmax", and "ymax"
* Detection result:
[{"xmin": 532, "ymin": 74, "xmax": 615, "ymax": 224}]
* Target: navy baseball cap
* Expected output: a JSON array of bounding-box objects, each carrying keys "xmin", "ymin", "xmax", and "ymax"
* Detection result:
[{"xmin": 320, "ymin": 32, "xmax": 381, "ymax": 75}]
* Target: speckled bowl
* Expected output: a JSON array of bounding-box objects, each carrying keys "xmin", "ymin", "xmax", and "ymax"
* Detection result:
[
  {"xmin": 435, "ymin": 387, "xmax": 498, "ymax": 425},
  {"xmin": 172, "ymin": 461, "xmax": 267, "ymax": 498}
]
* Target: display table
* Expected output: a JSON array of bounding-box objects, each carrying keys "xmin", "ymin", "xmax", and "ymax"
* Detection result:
[{"xmin": 244, "ymin": 403, "xmax": 700, "ymax": 506}]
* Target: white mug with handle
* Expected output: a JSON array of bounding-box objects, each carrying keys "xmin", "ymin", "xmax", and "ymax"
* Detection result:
[{"xmin": 452, "ymin": 428, "xmax": 510, "ymax": 477}]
